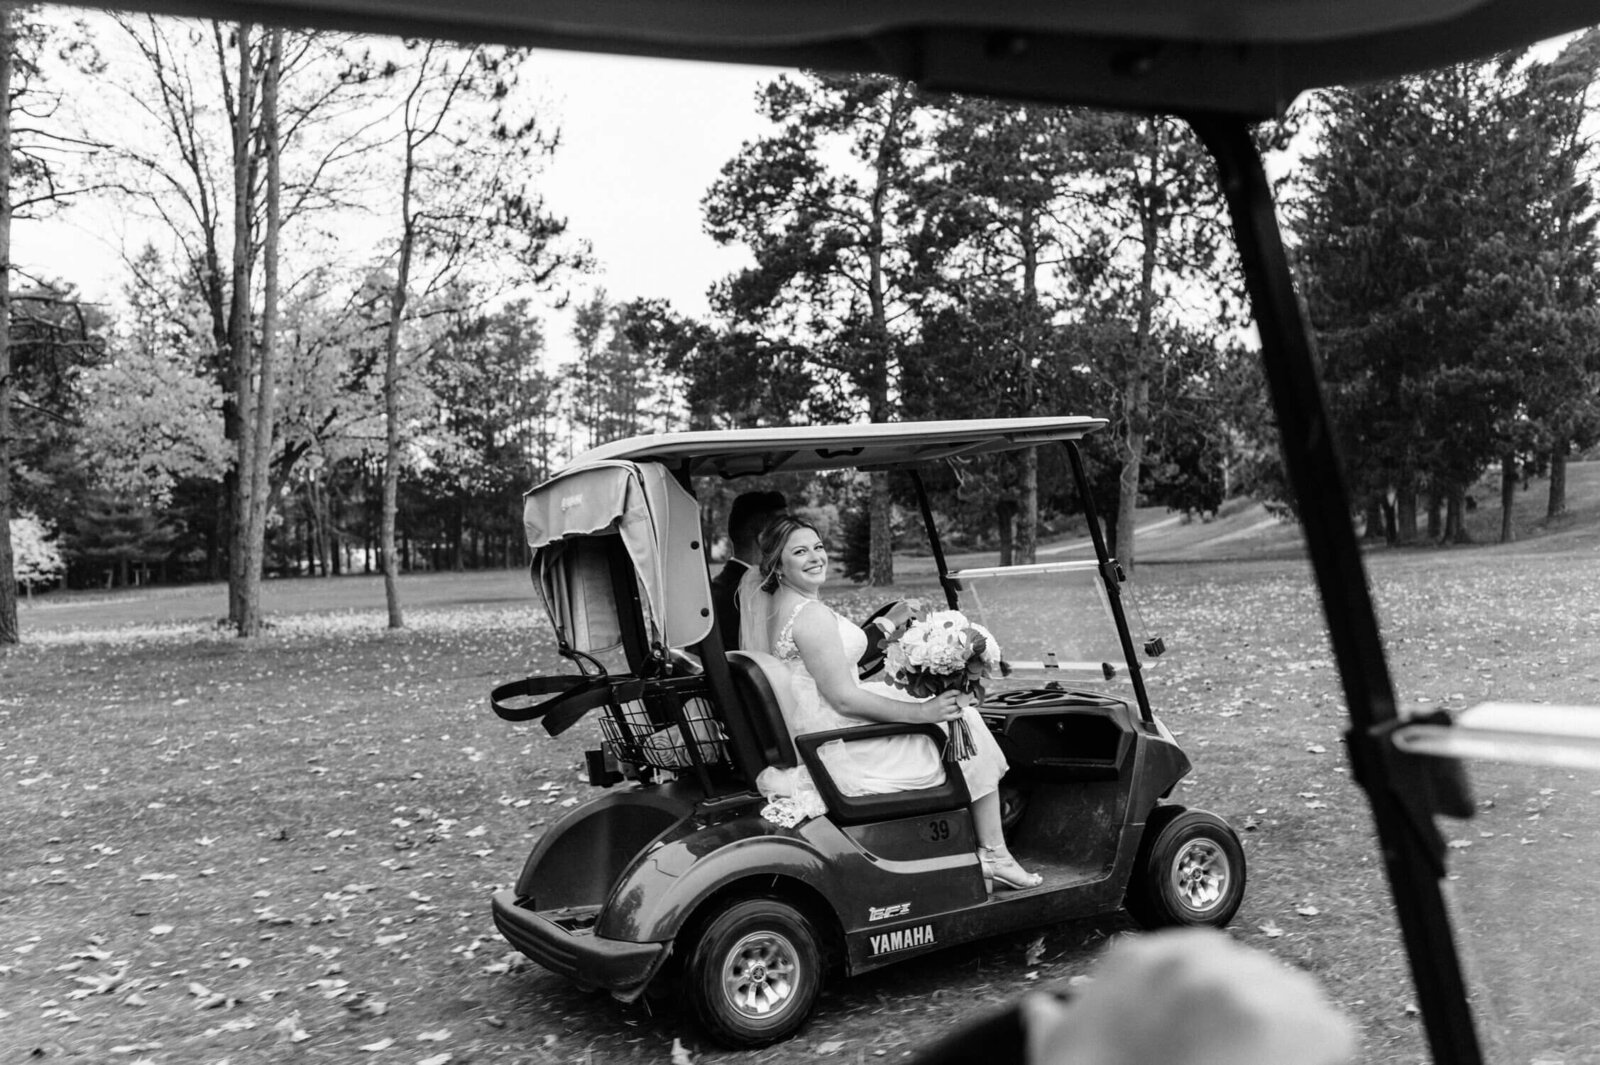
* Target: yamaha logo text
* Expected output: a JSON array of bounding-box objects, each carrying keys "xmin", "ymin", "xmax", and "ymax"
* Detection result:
[{"xmin": 868, "ymin": 923, "xmax": 935, "ymax": 956}]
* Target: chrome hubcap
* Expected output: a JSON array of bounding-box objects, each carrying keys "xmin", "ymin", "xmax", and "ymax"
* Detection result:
[
  {"xmin": 721, "ymin": 931, "xmax": 800, "ymax": 1019},
  {"xmin": 1170, "ymin": 837, "xmax": 1230, "ymax": 912}
]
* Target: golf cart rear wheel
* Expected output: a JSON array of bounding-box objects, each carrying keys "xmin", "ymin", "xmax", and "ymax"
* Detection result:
[
  {"xmin": 1126, "ymin": 808, "xmax": 1246, "ymax": 928},
  {"xmin": 687, "ymin": 897, "xmax": 822, "ymax": 1048}
]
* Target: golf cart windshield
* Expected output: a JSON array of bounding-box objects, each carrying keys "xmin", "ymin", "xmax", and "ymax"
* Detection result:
[{"xmin": 955, "ymin": 561, "xmax": 1141, "ymax": 690}]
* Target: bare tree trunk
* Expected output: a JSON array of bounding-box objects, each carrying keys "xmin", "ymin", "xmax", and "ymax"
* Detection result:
[
  {"xmin": 996, "ymin": 498, "xmax": 1017, "ymax": 566},
  {"xmin": 1016, "ymin": 447, "xmax": 1038, "ymax": 565},
  {"xmin": 1547, "ymin": 439, "xmax": 1568, "ymax": 519},
  {"xmin": 868, "ymin": 471, "xmax": 893, "ymax": 586},
  {"xmin": 0, "ymin": 7, "xmax": 16, "ymax": 646},
  {"xmin": 381, "ymin": 123, "xmax": 418, "ymax": 629},
  {"xmin": 1445, "ymin": 484, "xmax": 1470, "ymax": 544},
  {"xmin": 864, "ymin": 88, "xmax": 911, "ymax": 588},
  {"xmin": 1499, "ymin": 452, "xmax": 1516, "ymax": 544},
  {"xmin": 1016, "ymin": 205, "xmax": 1041, "ymax": 566},
  {"xmin": 1117, "ymin": 144, "xmax": 1160, "ymax": 574},
  {"xmin": 1363, "ymin": 498, "xmax": 1385, "ymax": 542},
  {"xmin": 1115, "ymin": 364, "xmax": 1149, "ymax": 569},
  {"xmin": 227, "ymin": 23, "xmax": 261, "ymax": 635},
  {"xmin": 242, "ymin": 28, "xmax": 283, "ymax": 612},
  {"xmin": 1395, "ymin": 485, "xmax": 1418, "ymax": 545},
  {"xmin": 310, "ymin": 476, "xmax": 332, "ymax": 576}
]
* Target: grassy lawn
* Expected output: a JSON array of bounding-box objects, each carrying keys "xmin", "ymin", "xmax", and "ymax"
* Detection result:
[{"xmin": 3, "ymin": 533, "xmax": 1598, "ymax": 1065}]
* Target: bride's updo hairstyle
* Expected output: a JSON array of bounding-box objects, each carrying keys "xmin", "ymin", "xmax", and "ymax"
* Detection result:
[{"xmin": 755, "ymin": 514, "xmax": 822, "ymax": 594}]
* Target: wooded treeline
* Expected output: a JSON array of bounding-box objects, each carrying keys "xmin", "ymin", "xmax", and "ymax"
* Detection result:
[{"xmin": 3, "ymin": 9, "xmax": 1599, "ymax": 643}]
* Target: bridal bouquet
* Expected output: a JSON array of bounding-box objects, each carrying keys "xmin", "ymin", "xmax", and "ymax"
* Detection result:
[{"xmin": 878, "ymin": 600, "xmax": 1007, "ymax": 759}]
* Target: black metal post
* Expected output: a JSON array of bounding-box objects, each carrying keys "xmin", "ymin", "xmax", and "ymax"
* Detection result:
[
  {"xmin": 1188, "ymin": 113, "xmax": 1482, "ymax": 1065},
  {"xmin": 1063, "ymin": 441, "xmax": 1154, "ymax": 725},
  {"xmin": 910, "ymin": 469, "xmax": 960, "ymax": 609}
]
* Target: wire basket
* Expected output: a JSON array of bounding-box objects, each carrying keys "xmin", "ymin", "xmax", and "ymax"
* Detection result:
[{"xmin": 599, "ymin": 683, "xmax": 727, "ymax": 770}]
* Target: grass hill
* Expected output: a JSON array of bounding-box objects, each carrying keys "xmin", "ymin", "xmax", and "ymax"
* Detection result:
[{"xmin": 1125, "ymin": 457, "xmax": 1600, "ymax": 563}]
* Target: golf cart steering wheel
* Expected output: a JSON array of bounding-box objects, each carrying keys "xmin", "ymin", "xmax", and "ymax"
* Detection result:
[{"xmin": 856, "ymin": 600, "xmax": 906, "ymax": 679}]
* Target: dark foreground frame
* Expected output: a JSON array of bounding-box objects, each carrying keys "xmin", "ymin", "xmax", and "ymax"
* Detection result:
[{"xmin": 1190, "ymin": 116, "xmax": 1480, "ymax": 1065}]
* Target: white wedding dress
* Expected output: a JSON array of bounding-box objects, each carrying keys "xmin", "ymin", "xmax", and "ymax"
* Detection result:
[{"xmin": 757, "ymin": 599, "xmax": 1007, "ymax": 804}]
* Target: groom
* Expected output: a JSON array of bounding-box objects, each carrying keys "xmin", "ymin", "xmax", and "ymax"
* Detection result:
[{"xmin": 710, "ymin": 490, "xmax": 787, "ymax": 650}]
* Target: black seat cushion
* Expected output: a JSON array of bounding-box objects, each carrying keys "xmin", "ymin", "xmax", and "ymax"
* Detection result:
[{"xmin": 727, "ymin": 651, "xmax": 797, "ymax": 770}]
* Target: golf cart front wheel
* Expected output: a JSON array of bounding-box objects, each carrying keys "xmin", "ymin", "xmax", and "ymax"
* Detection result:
[
  {"xmin": 687, "ymin": 897, "xmax": 822, "ymax": 1048},
  {"xmin": 1126, "ymin": 808, "xmax": 1246, "ymax": 928}
]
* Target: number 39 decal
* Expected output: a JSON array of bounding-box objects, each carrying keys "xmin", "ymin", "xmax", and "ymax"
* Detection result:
[{"xmin": 921, "ymin": 818, "xmax": 952, "ymax": 842}]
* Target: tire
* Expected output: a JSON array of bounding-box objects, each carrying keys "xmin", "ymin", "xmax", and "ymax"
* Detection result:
[
  {"xmin": 1125, "ymin": 808, "xmax": 1246, "ymax": 928},
  {"xmin": 686, "ymin": 897, "xmax": 823, "ymax": 1048}
]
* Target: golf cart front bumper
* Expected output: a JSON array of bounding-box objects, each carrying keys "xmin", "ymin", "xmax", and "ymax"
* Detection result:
[{"xmin": 491, "ymin": 890, "xmax": 665, "ymax": 998}]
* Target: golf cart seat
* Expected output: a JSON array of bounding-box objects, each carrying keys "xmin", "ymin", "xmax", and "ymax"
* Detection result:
[
  {"xmin": 727, "ymin": 650, "xmax": 799, "ymax": 769},
  {"xmin": 727, "ymin": 650, "xmax": 971, "ymax": 825}
]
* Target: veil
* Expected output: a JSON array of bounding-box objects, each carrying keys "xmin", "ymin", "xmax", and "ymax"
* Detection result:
[
  {"xmin": 736, "ymin": 566, "xmax": 780, "ymax": 655},
  {"xmin": 738, "ymin": 563, "xmax": 827, "ymax": 824}
]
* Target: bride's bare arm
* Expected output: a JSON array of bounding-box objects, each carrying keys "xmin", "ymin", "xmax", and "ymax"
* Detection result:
[{"xmin": 790, "ymin": 601, "xmax": 962, "ymax": 725}]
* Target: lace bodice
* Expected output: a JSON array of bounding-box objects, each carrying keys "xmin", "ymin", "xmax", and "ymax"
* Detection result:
[
  {"xmin": 771, "ymin": 601, "xmax": 869, "ymax": 733},
  {"xmin": 774, "ymin": 601, "xmax": 867, "ymax": 663}
]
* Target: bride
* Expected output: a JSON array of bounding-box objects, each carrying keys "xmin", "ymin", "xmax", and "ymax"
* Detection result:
[{"xmin": 741, "ymin": 514, "xmax": 1041, "ymax": 891}]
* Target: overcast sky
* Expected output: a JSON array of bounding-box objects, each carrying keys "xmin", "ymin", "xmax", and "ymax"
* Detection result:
[{"xmin": 529, "ymin": 49, "xmax": 783, "ymax": 320}]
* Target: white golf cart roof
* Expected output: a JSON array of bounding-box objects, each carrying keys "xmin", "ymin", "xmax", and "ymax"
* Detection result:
[
  {"xmin": 572, "ymin": 416, "xmax": 1108, "ymax": 479},
  {"xmin": 85, "ymin": 0, "xmax": 1600, "ymax": 119}
]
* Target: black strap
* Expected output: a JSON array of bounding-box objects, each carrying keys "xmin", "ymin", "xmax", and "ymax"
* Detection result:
[{"xmin": 489, "ymin": 674, "xmax": 647, "ymax": 736}]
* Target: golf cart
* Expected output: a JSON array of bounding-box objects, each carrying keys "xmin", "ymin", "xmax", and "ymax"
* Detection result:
[{"xmin": 488, "ymin": 417, "xmax": 1243, "ymax": 1046}]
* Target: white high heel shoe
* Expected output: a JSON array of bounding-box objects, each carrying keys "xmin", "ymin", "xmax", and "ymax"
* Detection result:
[{"xmin": 980, "ymin": 845, "xmax": 1042, "ymax": 891}]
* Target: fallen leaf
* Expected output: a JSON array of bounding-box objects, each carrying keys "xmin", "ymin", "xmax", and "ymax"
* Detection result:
[
  {"xmin": 416, "ymin": 1028, "xmax": 452, "ymax": 1042},
  {"xmin": 817, "ymin": 1040, "xmax": 846, "ymax": 1054},
  {"xmin": 68, "ymin": 972, "xmax": 124, "ymax": 999},
  {"xmin": 671, "ymin": 1037, "xmax": 696, "ymax": 1065},
  {"xmin": 1258, "ymin": 923, "xmax": 1285, "ymax": 938},
  {"xmin": 204, "ymin": 1015, "xmax": 259, "ymax": 1035},
  {"xmin": 148, "ymin": 925, "xmax": 174, "ymax": 937},
  {"xmin": 1296, "ymin": 906, "xmax": 1321, "ymax": 917},
  {"xmin": 348, "ymin": 997, "xmax": 389, "ymax": 1017},
  {"xmin": 273, "ymin": 1012, "xmax": 310, "ymax": 1043},
  {"xmin": 417, "ymin": 1055, "xmax": 451, "ymax": 1065},
  {"xmin": 359, "ymin": 1038, "xmax": 395, "ymax": 1052}
]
